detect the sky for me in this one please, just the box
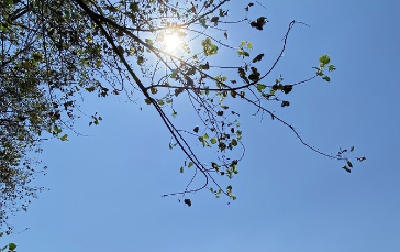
[2,0,400,251]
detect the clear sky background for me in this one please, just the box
[2,0,400,251]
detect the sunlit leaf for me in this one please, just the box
[319,55,331,65]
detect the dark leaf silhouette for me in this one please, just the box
[251,17,268,30]
[184,198,192,207]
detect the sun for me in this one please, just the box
[163,32,181,53]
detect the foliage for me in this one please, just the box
[0,242,17,252]
[0,0,365,230]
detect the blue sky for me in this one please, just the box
[2,0,400,251]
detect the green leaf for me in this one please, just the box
[203,133,209,139]
[211,162,220,172]
[180,166,184,173]
[157,99,165,106]
[145,39,154,46]
[137,56,144,65]
[53,125,62,134]
[322,76,331,82]
[231,139,237,146]
[32,52,43,62]
[188,162,193,168]
[201,37,219,56]
[9,243,16,251]
[130,2,138,12]
[60,134,68,141]
[319,55,331,65]
[210,138,217,144]
[256,84,267,92]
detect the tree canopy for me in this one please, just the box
[0,0,365,232]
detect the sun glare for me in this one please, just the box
[163,33,181,53]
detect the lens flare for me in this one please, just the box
[163,33,181,52]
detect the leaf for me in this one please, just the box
[201,37,219,56]
[319,55,331,65]
[184,198,191,207]
[248,67,260,82]
[193,126,199,133]
[357,157,367,162]
[200,62,210,69]
[60,134,68,141]
[175,87,184,97]
[9,243,16,251]
[351,146,355,152]
[231,139,237,146]
[282,85,293,94]
[211,162,220,172]
[256,84,267,92]
[188,162,193,168]
[157,99,165,106]
[322,76,331,82]
[251,17,268,31]
[203,133,209,139]
[219,142,226,151]
[210,17,219,23]
[210,138,217,144]
[252,53,265,63]
[347,161,353,168]
[281,101,290,107]
[180,166,184,173]
[342,165,351,173]
[137,56,144,65]
[248,2,254,7]
[186,67,196,76]
[32,52,43,62]
[130,2,138,12]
